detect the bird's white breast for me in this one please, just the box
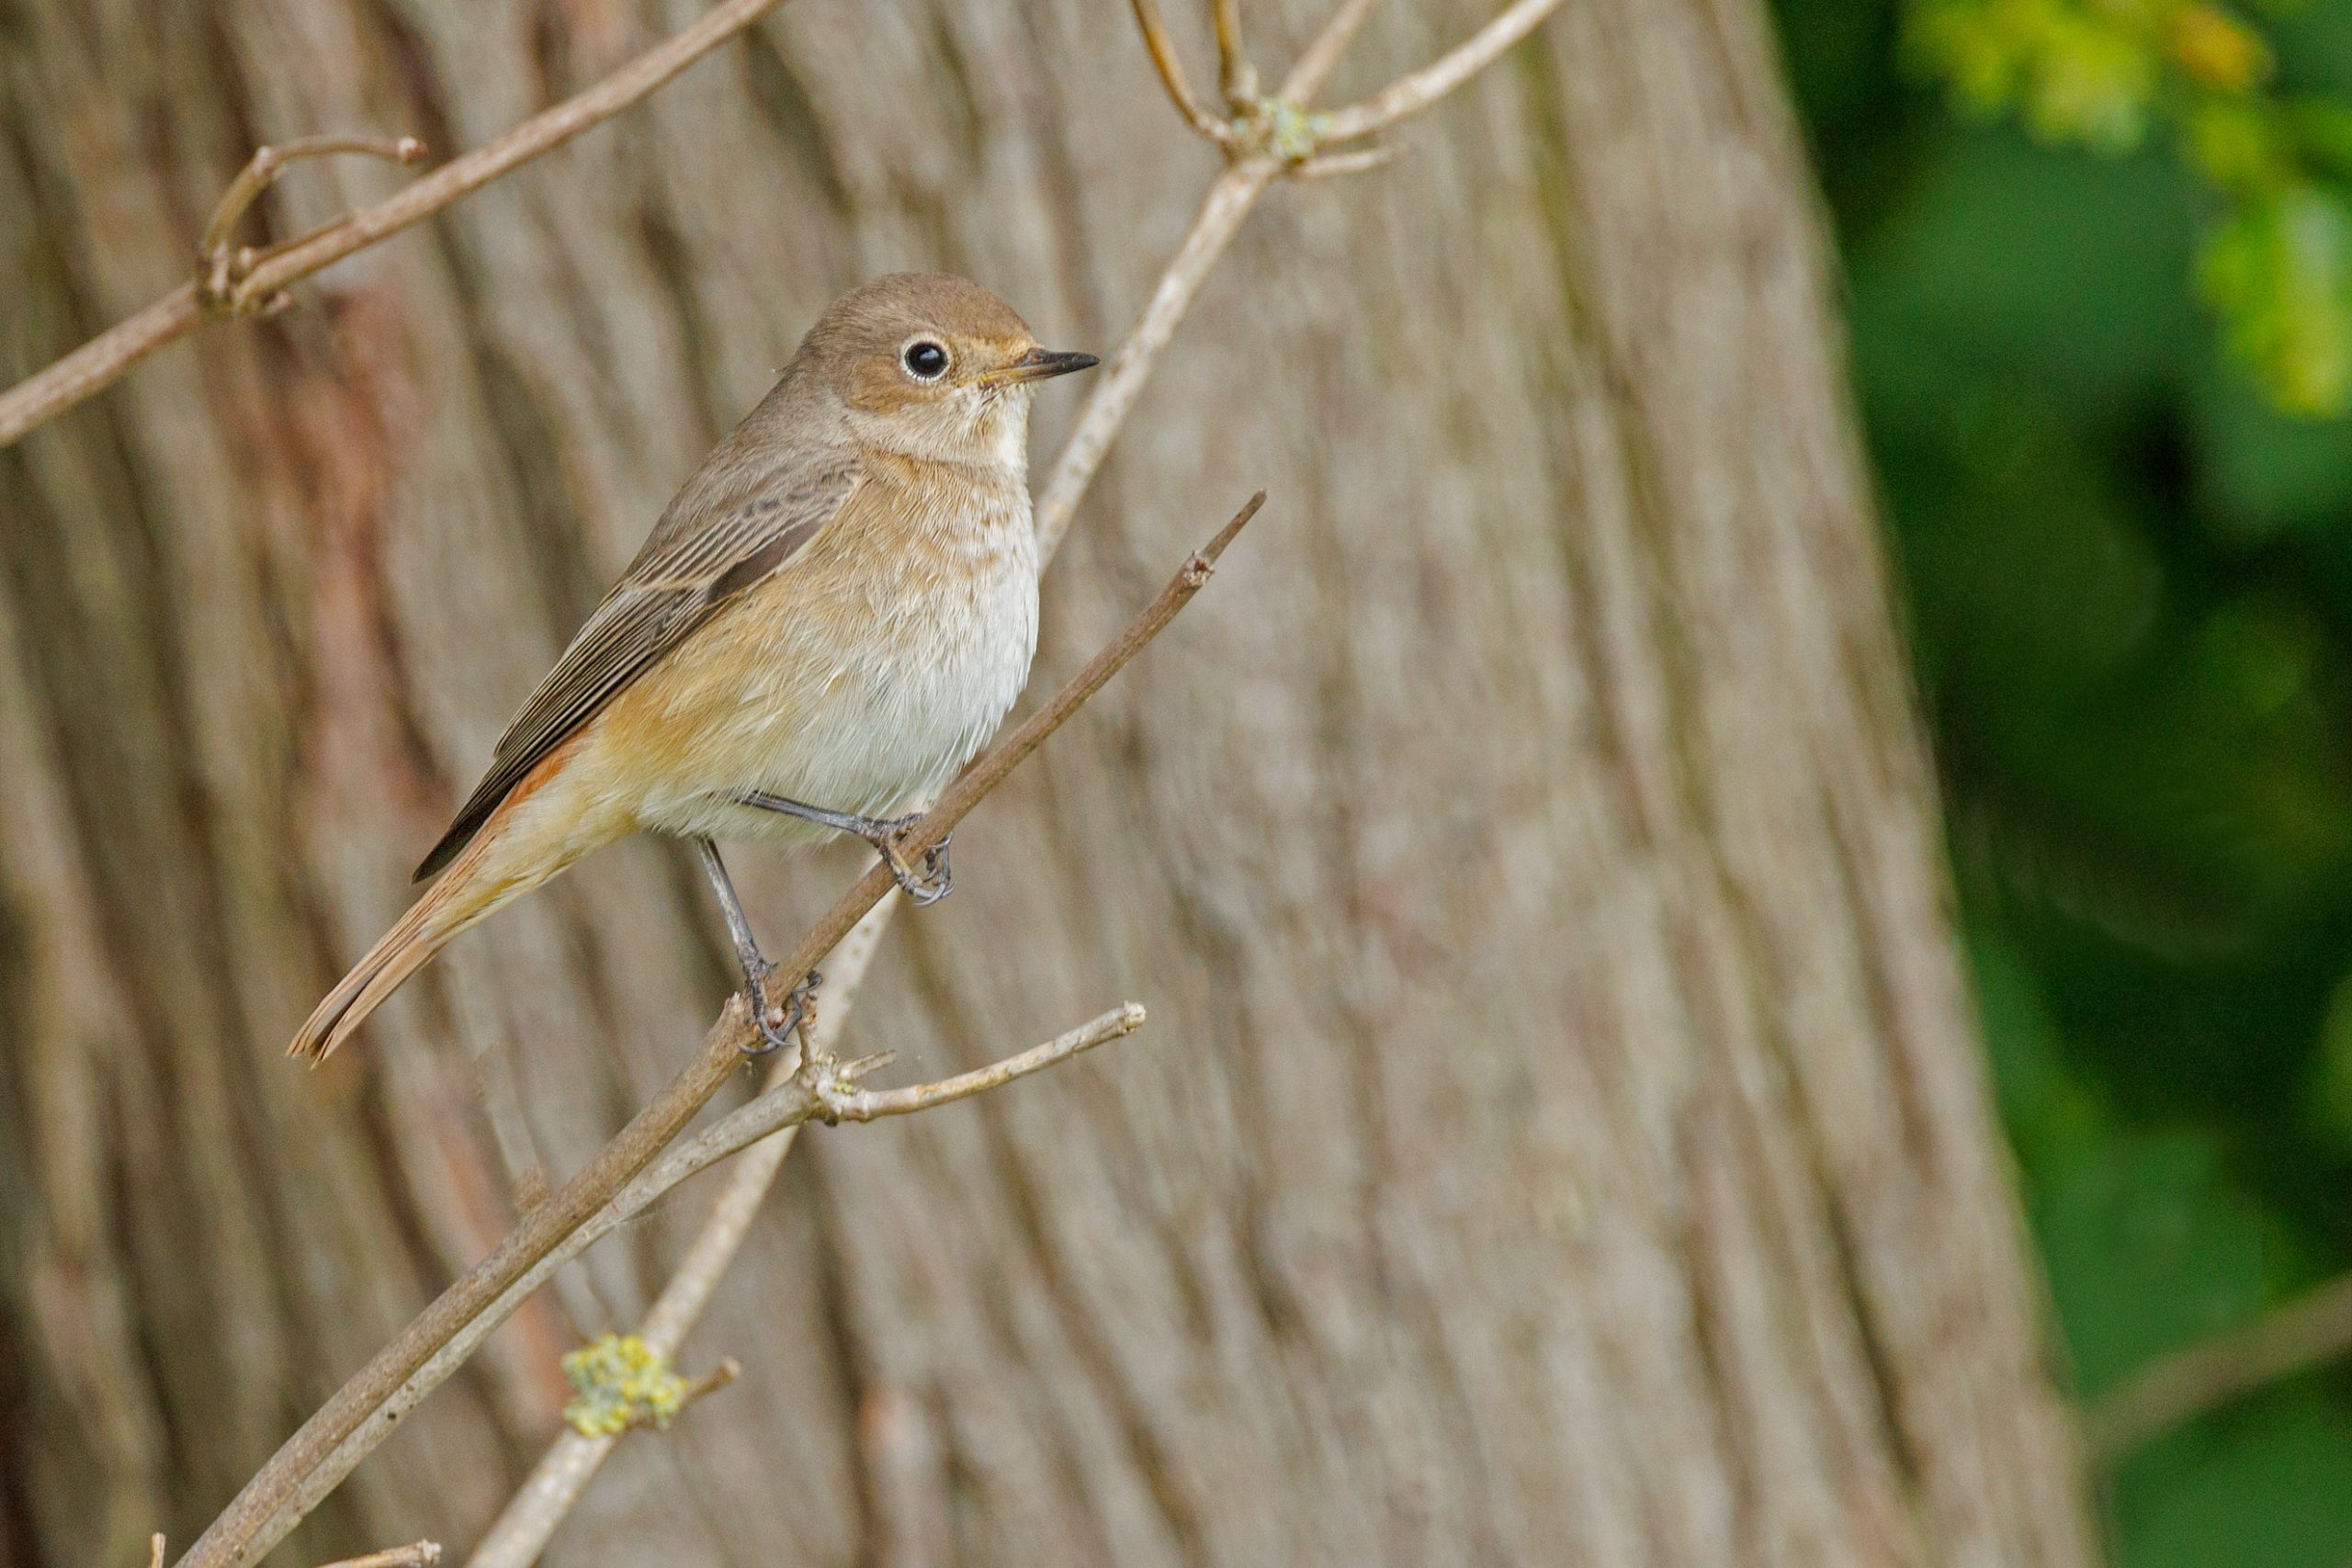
[639,476,1039,846]
[797,499,1038,816]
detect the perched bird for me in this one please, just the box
[290,273,1096,1063]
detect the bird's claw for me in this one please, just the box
[874,821,952,907]
[741,964,822,1057]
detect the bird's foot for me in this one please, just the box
[868,817,952,907]
[741,964,822,1057]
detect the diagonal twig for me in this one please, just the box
[1313,0,1566,144]
[461,998,1146,1561]
[1129,0,1237,144]
[2084,1269,2352,1463]
[0,0,797,449]
[312,1544,443,1568]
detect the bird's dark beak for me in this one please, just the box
[989,347,1099,384]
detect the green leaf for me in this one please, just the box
[2200,184,2352,416]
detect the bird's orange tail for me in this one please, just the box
[289,830,514,1064]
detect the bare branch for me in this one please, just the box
[675,1358,741,1410]
[818,1002,1148,1121]
[1128,0,1236,144]
[177,1017,752,1568]
[2085,1270,2352,1463]
[662,1006,1148,1183]
[460,902,895,1568]
[1211,0,1260,109]
[1035,163,1281,558]
[0,0,795,449]
[1277,0,1381,103]
[198,136,428,269]
[1047,0,1562,558]
[312,1545,443,1568]
[1288,142,1406,180]
[1315,0,1565,144]
[175,497,1261,1568]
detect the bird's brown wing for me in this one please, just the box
[413,458,861,881]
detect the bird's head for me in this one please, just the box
[799,273,1096,469]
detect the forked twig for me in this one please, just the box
[460,900,885,1568]
[1126,0,1563,178]
[0,0,797,448]
[1130,0,1236,143]
[197,135,429,312]
[1041,0,1563,558]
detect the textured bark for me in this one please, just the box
[0,1,2097,1564]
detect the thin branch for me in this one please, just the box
[177,1016,752,1568]
[1290,143,1405,180]
[1035,162,1279,558]
[175,497,1261,1568]
[660,1005,1148,1180]
[1278,0,1381,102]
[1046,0,1560,555]
[2085,1270,2352,1463]
[453,1000,1145,1568]
[198,136,428,268]
[1128,0,1235,144]
[816,1003,1148,1121]
[1313,0,1565,144]
[312,1545,443,1568]
[673,1358,741,1410]
[461,901,895,1568]
[1211,0,1260,110]
[0,0,795,449]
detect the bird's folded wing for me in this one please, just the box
[413,459,861,881]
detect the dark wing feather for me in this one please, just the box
[413,459,859,881]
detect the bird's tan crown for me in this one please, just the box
[799,273,1037,410]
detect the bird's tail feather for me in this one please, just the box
[289,829,514,1064]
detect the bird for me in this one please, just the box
[289,273,1097,1063]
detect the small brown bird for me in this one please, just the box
[290,274,1096,1062]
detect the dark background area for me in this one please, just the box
[1779,2,2352,1561]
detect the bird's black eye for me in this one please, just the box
[902,340,950,380]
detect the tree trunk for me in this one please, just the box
[0,0,2098,1563]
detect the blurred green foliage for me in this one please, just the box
[1908,0,2352,414]
[1777,0,2352,1559]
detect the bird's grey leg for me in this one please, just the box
[693,837,820,1055]
[727,791,952,906]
